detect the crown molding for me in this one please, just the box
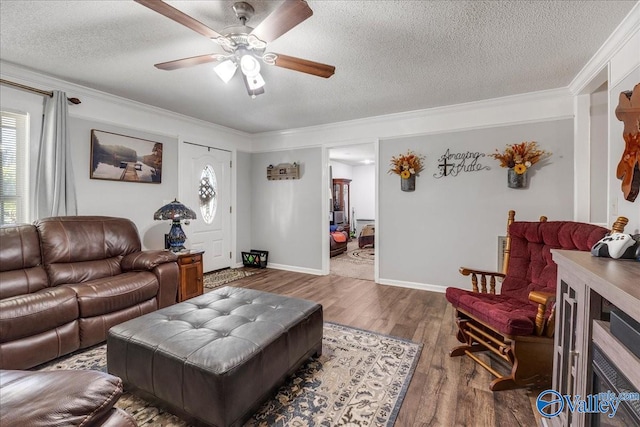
[569,2,640,95]
[0,61,251,139]
[252,87,572,141]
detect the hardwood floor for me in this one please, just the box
[230,269,541,427]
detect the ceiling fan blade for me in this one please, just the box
[135,0,223,39]
[270,53,335,78]
[155,54,225,71]
[251,0,313,43]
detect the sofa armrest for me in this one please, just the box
[121,250,177,271]
[459,267,506,294]
[153,262,179,308]
[529,291,556,336]
[0,369,129,427]
[122,251,179,308]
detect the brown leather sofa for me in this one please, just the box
[0,216,179,369]
[0,369,137,426]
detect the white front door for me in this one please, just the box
[180,142,231,272]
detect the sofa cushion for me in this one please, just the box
[0,369,126,427]
[445,287,537,336]
[64,271,159,318]
[502,221,608,302]
[0,286,79,342]
[36,216,142,286]
[0,224,49,299]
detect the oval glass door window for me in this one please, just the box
[199,165,217,224]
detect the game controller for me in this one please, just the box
[591,233,637,259]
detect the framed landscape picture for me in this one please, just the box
[90,129,162,183]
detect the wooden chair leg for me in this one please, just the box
[450,317,487,357]
[490,377,519,391]
[490,338,554,390]
[450,343,486,357]
[451,316,554,391]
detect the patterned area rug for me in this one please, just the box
[37,322,421,427]
[331,241,374,281]
[203,267,262,290]
[347,246,375,262]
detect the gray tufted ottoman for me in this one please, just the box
[107,286,323,427]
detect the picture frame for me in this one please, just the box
[90,129,163,183]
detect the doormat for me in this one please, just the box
[37,322,422,427]
[203,267,263,290]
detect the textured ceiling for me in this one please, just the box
[0,1,636,134]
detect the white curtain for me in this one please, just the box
[33,90,77,218]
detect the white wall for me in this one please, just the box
[250,148,323,273]
[0,62,252,252]
[329,161,352,180]
[571,7,640,232]
[351,164,375,228]
[379,119,574,291]
[589,84,609,224]
[70,118,178,250]
[607,26,640,233]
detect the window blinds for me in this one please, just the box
[1,111,29,225]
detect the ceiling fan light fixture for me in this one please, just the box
[247,34,266,50]
[214,59,238,83]
[246,72,265,90]
[240,54,261,77]
[262,53,278,65]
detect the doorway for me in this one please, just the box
[327,143,376,281]
[179,142,231,273]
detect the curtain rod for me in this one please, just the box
[0,78,81,104]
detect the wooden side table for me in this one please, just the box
[176,250,204,302]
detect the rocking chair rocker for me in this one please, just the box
[445,210,627,391]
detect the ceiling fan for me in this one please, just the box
[135,0,335,98]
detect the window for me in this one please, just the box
[1,111,29,225]
[198,164,217,224]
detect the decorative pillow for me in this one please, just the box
[331,232,347,243]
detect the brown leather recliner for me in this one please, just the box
[0,216,179,370]
[0,369,137,426]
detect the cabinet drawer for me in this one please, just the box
[179,254,202,265]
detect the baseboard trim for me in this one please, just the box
[266,263,324,276]
[377,278,446,294]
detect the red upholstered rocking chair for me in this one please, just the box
[445,211,628,391]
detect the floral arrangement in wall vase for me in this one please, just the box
[389,150,425,192]
[490,141,551,188]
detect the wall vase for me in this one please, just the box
[507,168,527,188]
[401,175,416,192]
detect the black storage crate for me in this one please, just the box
[242,249,269,268]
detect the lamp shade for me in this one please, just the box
[154,199,196,252]
[154,199,197,221]
[214,59,238,84]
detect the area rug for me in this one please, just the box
[203,267,262,290]
[348,246,375,262]
[37,322,422,427]
[331,241,374,281]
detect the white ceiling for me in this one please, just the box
[0,1,636,134]
[329,144,375,166]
